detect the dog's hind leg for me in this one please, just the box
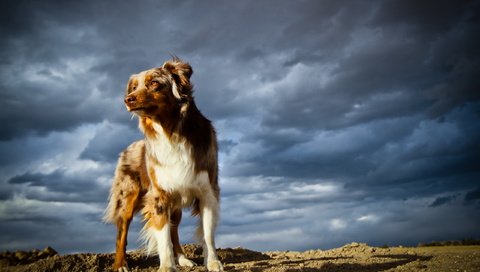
[113,190,139,272]
[105,141,148,271]
[170,209,196,267]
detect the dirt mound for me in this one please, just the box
[0,247,57,266]
[1,243,479,272]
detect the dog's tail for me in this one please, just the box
[103,180,119,224]
[102,156,128,224]
[139,221,158,256]
[103,168,142,224]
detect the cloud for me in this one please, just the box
[0,124,96,175]
[429,196,456,208]
[357,214,380,223]
[217,175,480,251]
[219,228,307,250]
[329,219,347,231]
[7,168,110,203]
[0,0,479,253]
[0,196,111,253]
[220,101,480,192]
[464,187,480,204]
[0,54,122,140]
[80,121,141,162]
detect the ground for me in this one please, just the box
[1,243,479,272]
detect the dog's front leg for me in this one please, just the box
[143,190,177,272]
[154,213,176,272]
[171,209,196,267]
[199,190,223,272]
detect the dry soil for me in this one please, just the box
[1,242,479,272]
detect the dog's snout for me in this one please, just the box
[125,95,136,104]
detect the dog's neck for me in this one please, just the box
[138,100,198,141]
[140,116,178,142]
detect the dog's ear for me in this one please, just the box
[162,58,193,87]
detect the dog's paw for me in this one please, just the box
[206,259,224,272]
[157,266,177,272]
[117,266,129,272]
[178,254,196,267]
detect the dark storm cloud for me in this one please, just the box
[0,196,111,253]
[464,187,480,204]
[80,122,141,162]
[1,0,479,253]
[262,3,480,132]
[0,0,144,140]
[0,25,122,140]
[215,0,480,190]
[429,195,456,208]
[7,168,110,203]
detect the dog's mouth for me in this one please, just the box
[126,105,143,112]
[124,96,157,114]
[126,104,157,113]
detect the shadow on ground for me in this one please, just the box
[233,253,432,272]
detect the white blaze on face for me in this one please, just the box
[136,72,147,89]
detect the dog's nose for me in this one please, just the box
[125,95,136,104]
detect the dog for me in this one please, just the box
[104,58,223,272]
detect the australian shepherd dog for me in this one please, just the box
[104,58,223,272]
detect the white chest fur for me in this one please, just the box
[145,122,209,206]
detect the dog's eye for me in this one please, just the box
[150,80,163,90]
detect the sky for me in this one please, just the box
[1,0,479,254]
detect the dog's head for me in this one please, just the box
[124,58,193,118]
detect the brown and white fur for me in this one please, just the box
[104,58,223,272]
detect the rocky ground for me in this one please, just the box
[1,242,479,272]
